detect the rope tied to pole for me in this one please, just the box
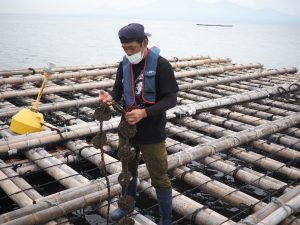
[271,197,298,213]
[277,83,300,100]
[232,165,244,179]
[45,200,59,207]
[28,68,36,74]
[239,218,257,225]
[191,206,207,225]
[179,168,197,182]
[77,145,93,157]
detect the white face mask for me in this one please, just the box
[126,48,144,64]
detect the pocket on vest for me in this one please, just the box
[144,72,156,93]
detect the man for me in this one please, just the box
[99,23,178,225]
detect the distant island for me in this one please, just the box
[196,24,233,27]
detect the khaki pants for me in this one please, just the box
[119,137,171,190]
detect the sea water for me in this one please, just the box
[0,14,300,70]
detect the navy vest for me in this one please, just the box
[122,47,160,110]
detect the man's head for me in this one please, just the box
[118,23,151,61]
[118,23,151,44]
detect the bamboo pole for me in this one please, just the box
[0,58,229,85]
[172,166,266,211]
[200,80,300,112]
[195,112,300,151]
[259,98,300,112]
[0,62,272,117]
[174,63,262,79]
[55,103,160,225]
[0,184,122,225]
[0,116,119,150]
[219,80,300,107]
[105,134,253,224]
[0,119,120,153]
[98,201,157,225]
[0,97,99,118]
[49,109,156,224]
[65,140,169,225]
[172,167,299,225]
[0,136,185,221]
[252,140,300,160]
[64,140,159,225]
[165,132,299,225]
[178,68,297,90]
[204,81,300,110]
[65,140,121,174]
[176,117,300,179]
[1,111,119,223]
[238,185,300,225]
[241,102,294,117]
[170,57,231,68]
[165,124,294,188]
[23,149,83,188]
[0,80,114,100]
[139,179,236,225]
[163,137,286,212]
[62,144,153,224]
[166,114,299,189]
[0,80,259,118]
[201,154,291,190]
[1,59,298,224]
[0,68,117,85]
[228,105,282,121]
[167,113,300,175]
[213,108,300,138]
[2,113,300,223]
[180,89,295,123]
[167,82,300,118]
[256,193,300,225]
[1,132,147,224]
[168,55,210,62]
[0,63,263,100]
[0,170,33,207]
[166,136,292,191]
[0,160,41,200]
[0,119,106,146]
[2,136,152,224]
[0,63,118,76]
[178,86,296,120]
[3,101,88,185]
[16,153,79,175]
[258,74,299,84]
[0,160,69,225]
[0,55,210,76]
[35,148,90,184]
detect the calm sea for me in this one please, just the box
[0,14,300,70]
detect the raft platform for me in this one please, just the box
[0,55,299,225]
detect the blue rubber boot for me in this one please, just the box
[156,188,172,225]
[111,176,137,221]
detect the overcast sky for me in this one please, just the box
[0,0,299,16]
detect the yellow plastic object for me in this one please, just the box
[9,62,55,134]
[10,108,45,134]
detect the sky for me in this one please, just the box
[0,0,299,16]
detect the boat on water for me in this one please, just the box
[196,23,233,27]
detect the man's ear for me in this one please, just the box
[143,38,149,46]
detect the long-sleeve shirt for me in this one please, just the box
[110,55,179,144]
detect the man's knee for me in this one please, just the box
[140,141,171,189]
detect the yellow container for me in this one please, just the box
[10,108,45,134]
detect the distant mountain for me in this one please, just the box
[92,0,300,25]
